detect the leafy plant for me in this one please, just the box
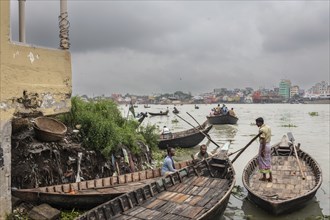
[172,118,179,123]
[60,209,82,220]
[281,124,297,127]
[309,112,319,116]
[58,97,158,158]
[137,124,159,151]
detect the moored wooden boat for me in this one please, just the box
[148,110,169,116]
[75,145,235,220]
[206,114,238,125]
[242,133,322,215]
[158,121,213,149]
[11,161,194,210]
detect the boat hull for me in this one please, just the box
[11,161,194,210]
[206,114,238,125]
[246,188,318,215]
[12,190,121,210]
[158,125,212,149]
[148,111,169,116]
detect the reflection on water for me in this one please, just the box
[240,197,323,220]
[212,124,238,140]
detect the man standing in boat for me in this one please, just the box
[256,117,273,182]
[161,126,171,139]
[161,147,177,176]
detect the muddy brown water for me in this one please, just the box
[128,103,329,219]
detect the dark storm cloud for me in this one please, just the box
[258,2,329,53]
[10,1,329,96]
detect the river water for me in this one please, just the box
[123,103,329,219]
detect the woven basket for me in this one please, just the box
[33,117,67,142]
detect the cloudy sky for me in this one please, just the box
[10,1,329,96]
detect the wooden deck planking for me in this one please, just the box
[144,199,167,210]
[135,208,162,219]
[111,174,230,219]
[123,206,146,217]
[176,205,204,218]
[249,155,316,200]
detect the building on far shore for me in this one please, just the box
[279,79,291,100]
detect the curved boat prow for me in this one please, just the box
[221,141,231,151]
[212,141,231,156]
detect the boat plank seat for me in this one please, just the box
[274,135,293,156]
[210,163,226,168]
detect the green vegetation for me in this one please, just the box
[281,124,297,128]
[58,97,159,158]
[137,124,159,152]
[309,112,319,116]
[60,209,83,220]
[6,211,28,220]
[172,118,179,123]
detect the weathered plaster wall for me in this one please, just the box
[1,1,72,217]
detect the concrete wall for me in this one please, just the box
[0,1,72,218]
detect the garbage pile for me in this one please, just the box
[11,117,153,189]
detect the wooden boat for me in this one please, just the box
[206,114,238,125]
[148,110,169,116]
[242,132,322,215]
[172,107,179,114]
[136,112,148,125]
[76,144,235,220]
[158,121,213,149]
[11,161,195,210]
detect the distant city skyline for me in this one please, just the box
[10,1,329,96]
[81,79,329,97]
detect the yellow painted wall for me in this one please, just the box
[1,0,72,120]
[0,1,72,217]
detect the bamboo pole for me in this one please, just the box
[231,132,262,164]
[293,143,306,180]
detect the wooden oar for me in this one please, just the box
[186,112,202,127]
[231,132,262,164]
[228,147,245,157]
[175,114,221,148]
[287,132,306,180]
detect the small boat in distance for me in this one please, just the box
[206,114,238,125]
[195,104,199,109]
[242,132,322,215]
[148,110,169,116]
[144,104,151,108]
[172,107,179,114]
[75,144,235,220]
[158,121,212,149]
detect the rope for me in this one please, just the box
[59,12,70,49]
